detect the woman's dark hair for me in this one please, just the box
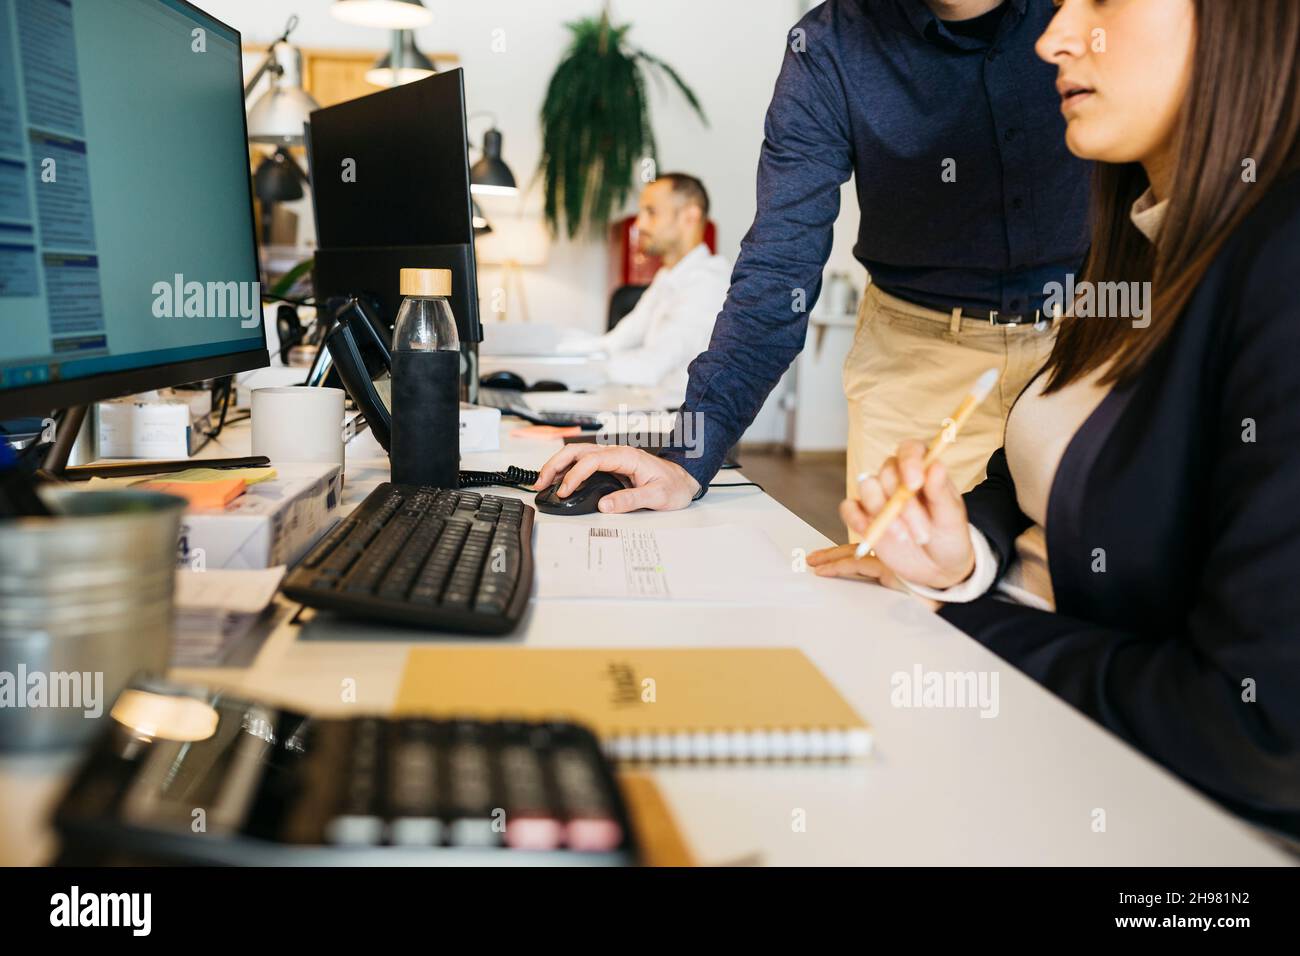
[1042,0,1300,393]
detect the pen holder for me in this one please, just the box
[0,488,186,751]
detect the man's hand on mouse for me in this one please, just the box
[532,445,701,513]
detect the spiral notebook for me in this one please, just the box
[395,647,871,762]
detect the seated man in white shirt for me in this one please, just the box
[583,173,731,405]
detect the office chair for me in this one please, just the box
[607,284,649,331]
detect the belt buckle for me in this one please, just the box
[990,309,1046,329]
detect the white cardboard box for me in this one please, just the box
[459,403,500,453]
[372,385,501,453]
[177,461,343,571]
[97,390,212,459]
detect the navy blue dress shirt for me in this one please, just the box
[665,0,1091,488]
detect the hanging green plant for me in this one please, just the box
[539,8,708,239]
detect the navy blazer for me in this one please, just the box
[941,171,1300,835]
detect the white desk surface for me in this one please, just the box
[0,409,1292,867]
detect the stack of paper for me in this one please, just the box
[172,566,285,665]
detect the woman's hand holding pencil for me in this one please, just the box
[807,368,1000,595]
[807,441,976,590]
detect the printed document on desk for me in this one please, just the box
[535,523,812,604]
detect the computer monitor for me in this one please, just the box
[0,0,267,421]
[307,70,483,348]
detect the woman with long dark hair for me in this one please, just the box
[810,0,1300,834]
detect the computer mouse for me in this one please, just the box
[534,472,630,516]
[527,380,569,392]
[480,370,527,391]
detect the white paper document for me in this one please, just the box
[535,523,812,604]
[174,566,285,614]
[173,566,285,665]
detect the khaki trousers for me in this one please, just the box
[842,283,1058,515]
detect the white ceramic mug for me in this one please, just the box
[251,386,346,466]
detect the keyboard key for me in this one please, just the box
[341,513,421,593]
[376,516,445,600]
[302,517,359,568]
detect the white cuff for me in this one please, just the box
[899,526,999,604]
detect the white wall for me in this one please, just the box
[215,0,861,335]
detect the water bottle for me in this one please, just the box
[390,268,460,488]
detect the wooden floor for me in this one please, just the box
[731,448,848,543]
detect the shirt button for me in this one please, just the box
[1011,197,1024,211]
[1004,128,1018,143]
[986,48,1000,62]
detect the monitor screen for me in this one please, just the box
[0,0,265,418]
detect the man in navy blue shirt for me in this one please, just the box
[534,0,1090,520]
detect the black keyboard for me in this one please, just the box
[477,387,604,430]
[282,483,534,634]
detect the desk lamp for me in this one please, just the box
[245,16,319,245]
[331,0,432,29]
[366,31,437,87]
[332,0,434,90]
[469,113,518,197]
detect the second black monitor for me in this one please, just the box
[307,70,482,344]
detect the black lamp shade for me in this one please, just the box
[470,128,517,195]
[254,147,306,204]
[366,32,436,87]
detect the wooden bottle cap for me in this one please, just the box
[400,268,452,296]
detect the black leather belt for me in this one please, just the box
[961,306,1051,327]
[882,288,1056,327]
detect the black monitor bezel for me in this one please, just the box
[0,0,269,421]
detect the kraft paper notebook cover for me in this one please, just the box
[395,647,871,762]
